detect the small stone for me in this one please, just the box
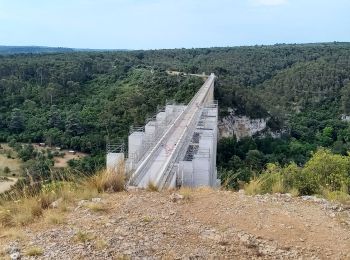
[170,193,184,202]
[78,200,88,206]
[50,198,63,208]
[10,252,21,260]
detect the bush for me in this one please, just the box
[147,182,158,192]
[244,178,263,195]
[86,168,125,193]
[244,149,350,198]
[302,149,350,192]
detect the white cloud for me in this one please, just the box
[252,0,288,6]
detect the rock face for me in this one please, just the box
[219,110,267,140]
[341,114,350,122]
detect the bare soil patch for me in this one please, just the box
[0,143,21,176]
[0,177,18,193]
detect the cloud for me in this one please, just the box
[252,0,288,6]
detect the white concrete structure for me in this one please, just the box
[125,104,186,174]
[106,153,124,172]
[179,103,219,187]
[107,73,219,190]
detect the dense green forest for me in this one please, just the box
[1,42,350,195]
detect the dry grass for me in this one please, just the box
[0,164,126,230]
[142,215,153,223]
[44,210,66,225]
[179,187,193,201]
[244,179,263,195]
[95,239,108,250]
[272,179,285,194]
[147,182,158,192]
[322,189,350,205]
[288,188,299,197]
[74,230,95,243]
[25,246,43,256]
[85,202,109,213]
[0,197,44,227]
[85,168,125,193]
[0,227,25,240]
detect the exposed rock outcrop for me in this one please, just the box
[219,109,268,140]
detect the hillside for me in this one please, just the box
[0,46,129,55]
[1,189,349,259]
[0,46,75,55]
[1,43,350,197]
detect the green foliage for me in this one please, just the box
[302,149,350,192]
[2,43,350,192]
[17,144,36,161]
[244,149,350,197]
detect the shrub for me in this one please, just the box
[86,202,109,213]
[244,178,263,195]
[86,169,125,193]
[4,167,11,174]
[25,247,43,256]
[74,231,94,243]
[244,149,350,199]
[179,187,193,201]
[302,149,350,192]
[147,182,158,192]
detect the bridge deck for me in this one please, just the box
[133,74,215,188]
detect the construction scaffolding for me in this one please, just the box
[125,102,186,175]
[106,73,219,189]
[178,101,219,187]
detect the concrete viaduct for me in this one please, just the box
[107,73,219,190]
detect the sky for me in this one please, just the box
[0,0,349,50]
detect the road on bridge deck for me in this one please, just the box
[136,74,215,187]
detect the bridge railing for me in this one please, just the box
[157,75,215,188]
[128,75,214,185]
[128,74,215,187]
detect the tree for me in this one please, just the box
[341,83,350,114]
[65,112,84,136]
[48,106,64,130]
[44,128,63,147]
[245,150,264,171]
[8,108,25,133]
[18,144,36,162]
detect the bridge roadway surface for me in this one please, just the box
[131,74,215,188]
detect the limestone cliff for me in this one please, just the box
[219,109,268,140]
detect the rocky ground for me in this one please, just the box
[1,188,350,259]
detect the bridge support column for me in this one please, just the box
[106,153,125,172]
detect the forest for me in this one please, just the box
[1,42,350,197]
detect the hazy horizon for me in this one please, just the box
[0,0,349,50]
[2,41,350,52]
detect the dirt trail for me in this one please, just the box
[1,189,350,259]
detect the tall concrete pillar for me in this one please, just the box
[106,153,125,172]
